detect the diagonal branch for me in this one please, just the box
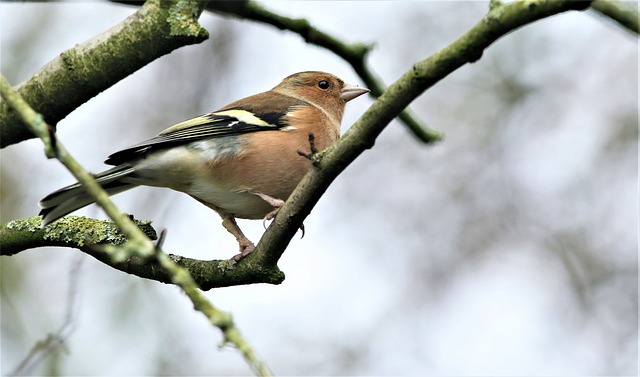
[0,0,209,148]
[251,0,594,265]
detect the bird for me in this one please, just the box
[39,71,369,261]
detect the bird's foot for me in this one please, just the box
[232,240,256,262]
[297,132,320,166]
[253,192,305,237]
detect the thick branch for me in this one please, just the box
[0,216,157,256]
[0,216,285,290]
[0,0,209,148]
[251,0,594,265]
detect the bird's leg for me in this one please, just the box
[219,211,256,261]
[190,195,255,261]
[251,192,305,238]
[252,192,285,226]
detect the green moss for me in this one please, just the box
[5,216,42,233]
[167,1,208,38]
[41,217,120,247]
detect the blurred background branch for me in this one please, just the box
[205,0,442,143]
[9,256,83,376]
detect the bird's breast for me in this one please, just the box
[131,129,336,219]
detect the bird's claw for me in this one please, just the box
[261,209,305,238]
[297,132,319,165]
[232,240,256,262]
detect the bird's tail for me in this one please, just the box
[39,165,138,226]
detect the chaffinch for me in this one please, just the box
[39,71,369,261]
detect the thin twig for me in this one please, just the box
[10,256,84,376]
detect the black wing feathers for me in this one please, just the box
[104,96,306,166]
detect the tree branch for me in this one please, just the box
[591,0,639,34]
[0,216,285,290]
[251,0,594,265]
[0,0,209,148]
[206,0,442,143]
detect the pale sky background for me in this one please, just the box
[1,1,638,376]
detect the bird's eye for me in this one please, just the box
[317,80,330,90]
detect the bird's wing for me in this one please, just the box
[105,93,308,165]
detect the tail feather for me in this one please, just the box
[39,165,138,226]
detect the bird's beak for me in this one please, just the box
[340,84,370,102]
